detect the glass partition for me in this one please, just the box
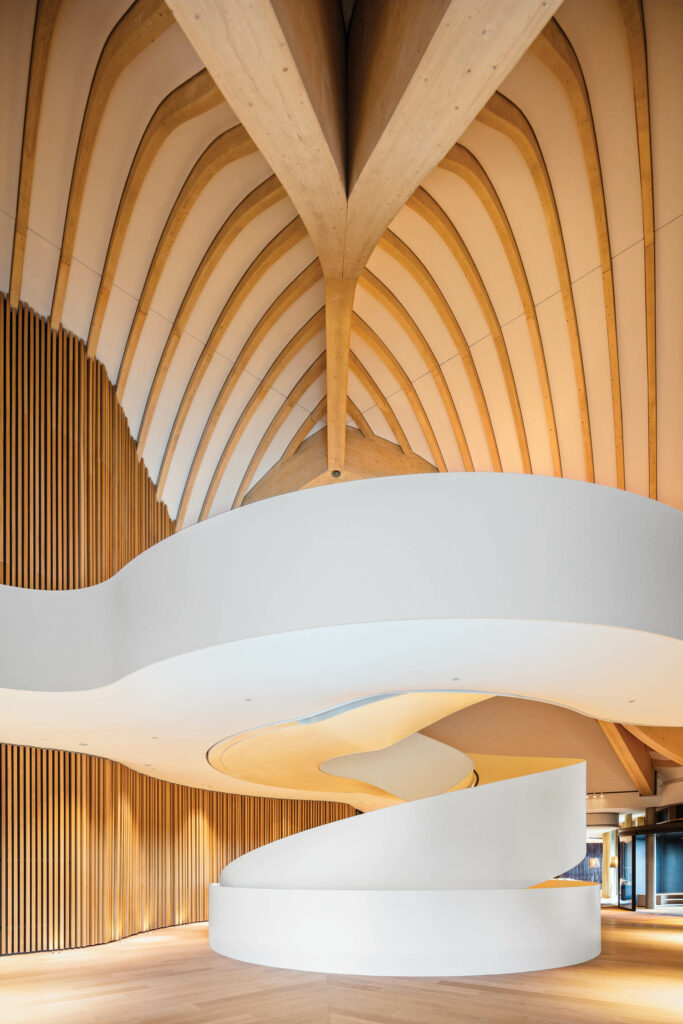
[619,837,633,909]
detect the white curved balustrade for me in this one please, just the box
[210,759,601,976]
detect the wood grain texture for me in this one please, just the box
[157,223,312,509]
[0,294,173,589]
[622,725,683,766]
[0,742,354,956]
[597,721,655,796]
[618,0,656,499]
[475,94,591,479]
[408,185,531,473]
[173,258,322,524]
[343,0,564,276]
[3,910,682,1022]
[242,426,436,507]
[440,144,562,477]
[116,125,257,399]
[325,277,356,472]
[166,0,348,277]
[199,308,325,520]
[9,0,62,308]
[50,0,174,330]
[359,269,472,470]
[136,175,285,457]
[232,352,326,509]
[533,20,624,490]
[380,230,501,471]
[86,70,223,359]
[349,350,411,455]
[352,312,446,470]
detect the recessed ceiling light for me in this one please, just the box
[626,699,637,704]
[451,678,459,682]
[152,735,159,740]
[144,763,152,767]
[78,742,88,747]
[244,698,252,702]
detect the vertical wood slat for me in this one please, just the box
[0,742,356,956]
[0,292,174,588]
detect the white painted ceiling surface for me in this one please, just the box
[1,0,680,523]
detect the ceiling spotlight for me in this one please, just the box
[144,763,152,767]
[331,469,341,478]
[244,698,252,702]
[78,742,88,747]
[626,699,637,703]
[151,736,159,740]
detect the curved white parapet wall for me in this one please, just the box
[1,474,680,699]
[1,474,681,794]
[210,761,600,976]
[209,883,600,977]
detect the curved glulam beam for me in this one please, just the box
[199,307,325,521]
[137,175,285,455]
[380,230,502,472]
[359,270,472,471]
[50,0,175,330]
[9,0,62,308]
[156,218,310,499]
[441,145,562,477]
[618,0,656,499]
[352,313,445,471]
[532,20,624,489]
[233,353,327,510]
[175,260,322,524]
[349,352,411,456]
[281,398,327,463]
[347,399,375,440]
[87,70,223,359]
[408,186,531,474]
[622,726,683,767]
[116,125,256,394]
[597,721,655,796]
[475,95,593,480]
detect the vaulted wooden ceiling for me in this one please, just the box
[1,0,680,529]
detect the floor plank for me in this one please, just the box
[1,910,681,1023]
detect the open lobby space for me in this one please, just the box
[1,0,682,1021]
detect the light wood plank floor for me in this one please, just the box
[1,910,682,1024]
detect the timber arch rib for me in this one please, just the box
[2,0,680,530]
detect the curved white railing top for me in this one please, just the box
[220,760,587,892]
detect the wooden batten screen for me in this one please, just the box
[0,293,174,588]
[0,742,355,955]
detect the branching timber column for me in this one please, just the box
[167,0,563,477]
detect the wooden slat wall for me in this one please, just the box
[0,742,355,955]
[0,293,174,589]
